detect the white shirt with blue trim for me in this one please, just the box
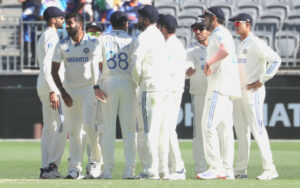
[237,32,281,87]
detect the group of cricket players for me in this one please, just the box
[36,4,281,181]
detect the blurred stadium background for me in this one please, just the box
[0,0,300,139]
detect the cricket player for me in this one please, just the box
[229,13,280,180]
[156,14,186,180]
[196,7,241,180]
[50,11,106,179]
[132,5,170,180]
[36,6,65,178]
[185,20,209,175]
[96,11,137,179]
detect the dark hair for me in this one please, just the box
[161,24,176,34]
[65,12,84,28]
[217,17,224,25]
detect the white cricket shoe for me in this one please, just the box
[196,169,226,180]
[159,172,171,180]
[89,162,101,179]
[225,170,235,180]
[65,170,83,180]
[256,170,279,180]
[169,168,186,180]
[42,164,62,179]
[123,167,137,179]
[138,172,160,180]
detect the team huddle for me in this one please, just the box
[36,5,281,180]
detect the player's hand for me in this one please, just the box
[61,89,73,107]
[204,63,211,76]
[186,67,196,76]
[94,88,108,103]
[49,92,60,110]
[247,80,263,92]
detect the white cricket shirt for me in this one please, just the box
[132,25,169,91]
[186,42,207,96]
[98,30,134,82]
[206,25,241,98]
[165,35,187,92]
[237,32,281,87]
[37,27,60,95]
[52,33,101,88]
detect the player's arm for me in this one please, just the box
[204,43,229,76]
[247,41,281,91]
[131,37,148,84]
[51,62,73,107]
[91,39,107,102]
[185,48,196,77]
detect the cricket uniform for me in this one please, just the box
[132,25,170,177]
[233,33,281,176]
[36,27,65,169]
[160,35,186,175]
[52,33,102,174]
[98,30,137,176]
[201,25,241,176]
[186,42,207,174]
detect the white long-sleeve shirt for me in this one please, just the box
[98,30,134,83]
[165,35,187,92]
[206,25,241,98]
[36,27,60,95]
[186,42,207,96]
[237,32,281,87]
[132,25,169,91]
[52,33,101,88]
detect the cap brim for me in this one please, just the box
[191,23,205,28]
[228,16,238,22]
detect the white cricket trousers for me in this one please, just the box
[201,90,234,173]
[233,86,276,175]
[38,94,65,168]
[63,85,102,173]
[162,91,185,174]
[101,79,137,173]
[137,90,167,176]
[191,94,207,173]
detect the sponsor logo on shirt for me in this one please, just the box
[66,57,89,63]
[238,58,247,64]
[243,49,248,54]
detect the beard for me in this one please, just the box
[137,21,145,31]
[67,25,78,37]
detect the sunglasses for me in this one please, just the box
[233,21,248,27]
[193,27,205,33]
[87,32,101,37]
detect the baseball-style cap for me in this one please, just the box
[43,6,64,21]
[86,22,104,32]
[229,13,253,25]
[157,14,177,31]
[191,20,206,29]
[198,6,225,20]
[138,5,158,23]
[110,11,129,26]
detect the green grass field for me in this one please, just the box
[0,140,300,188]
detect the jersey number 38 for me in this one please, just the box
[106,51,128,70]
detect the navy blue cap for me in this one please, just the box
[43,6,64,21]
[138,5,158,23]
[86,22,104,32]
[199,6,225,20]
[157,14,177,31]
[191,20,206,29]
[229,13,253,25]
[110,11,129,26]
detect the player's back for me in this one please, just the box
[166,35,186,92]
[100,30,134,82]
